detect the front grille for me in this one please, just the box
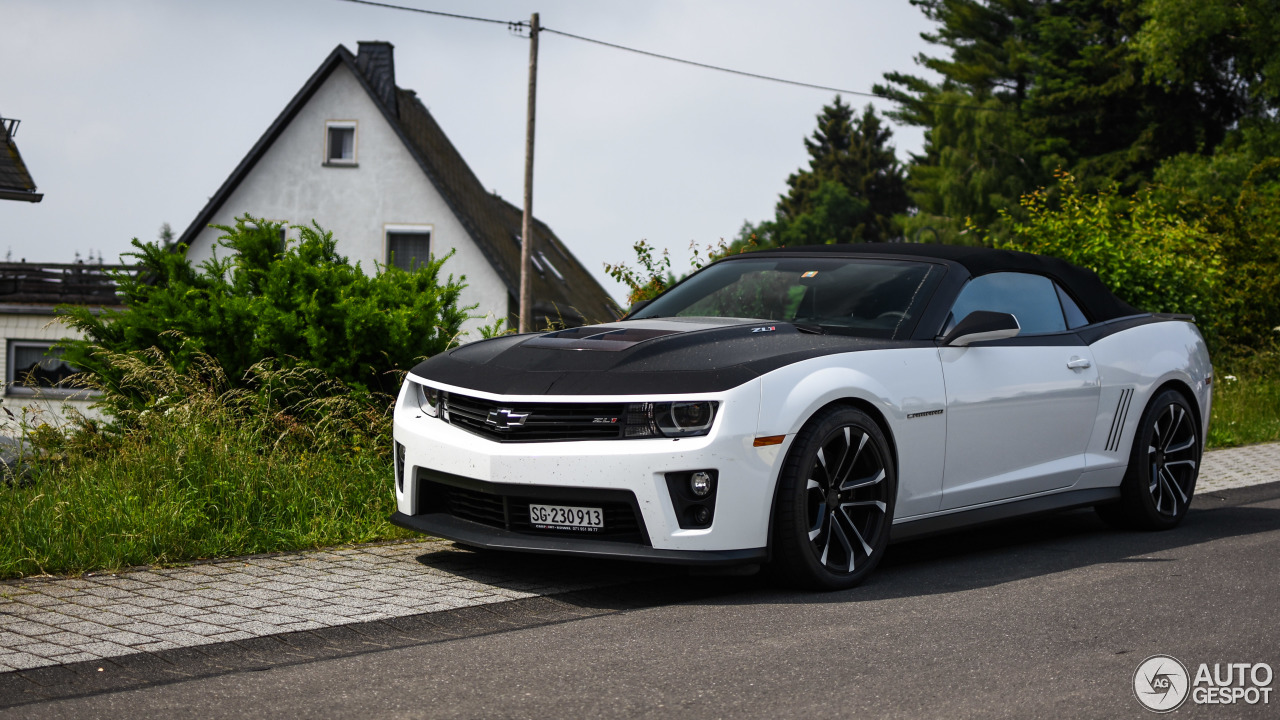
[419,474,648,544]
[442,391,628,443]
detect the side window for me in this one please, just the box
[386,227,432,271]
[243,222,287,253]
[325,120,357,165]
[1055,283,1089,329]
[945,272,1067,335]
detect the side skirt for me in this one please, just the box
[889,487,1121,543]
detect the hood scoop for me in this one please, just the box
[523,326,682,351]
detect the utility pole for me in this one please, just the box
[518,12,540,333]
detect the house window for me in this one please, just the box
[6,341,78,396]
[325,121,357,165]
[244,222,288,252]
[386,227,432,271]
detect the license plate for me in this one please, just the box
[529,504,604,532]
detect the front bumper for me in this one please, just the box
[389,511,767,565]
[392,377,781,560]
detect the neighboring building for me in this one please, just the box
[178,42,617,333]
[0,115,43,203]
[0,262,124,425]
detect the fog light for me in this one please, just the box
[690,471,713,497]
[692,506,712,525]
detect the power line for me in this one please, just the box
[541,26,952,110]
[337,0,511,26]
[337,0,1007,113]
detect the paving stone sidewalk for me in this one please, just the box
[1,442,1277,675]
[1198,441,1280,492]
[0,540,646,675]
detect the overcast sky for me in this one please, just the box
[1,0,938,301]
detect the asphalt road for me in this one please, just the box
[6,482,1279,719]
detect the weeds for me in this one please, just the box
[1208,347,1280,448]
[0,347,409,579]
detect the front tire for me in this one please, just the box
[772,406,896,590]
[1097,389,1201,530]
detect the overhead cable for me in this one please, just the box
[337,0,1007,112]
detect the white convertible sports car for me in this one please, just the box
[391,244,1211,589]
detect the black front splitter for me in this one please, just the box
[390,512,768,567]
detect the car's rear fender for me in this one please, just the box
[1077,321,1212,489]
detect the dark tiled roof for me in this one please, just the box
[177,44,619,327]
[0,124,43,203]
[393,88,618,325]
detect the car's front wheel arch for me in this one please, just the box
[764,396,899,566]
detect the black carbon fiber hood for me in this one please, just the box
[409,318,911,395]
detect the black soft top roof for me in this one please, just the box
[744,243,1141,323]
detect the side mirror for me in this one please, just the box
[624,299,652,318]
[941,311,1021,346]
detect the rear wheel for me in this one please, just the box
[1096,389,1201,530]
[772,406,896,590]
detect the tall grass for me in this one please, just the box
[0,347,410,579]
[1208,348,1280,448]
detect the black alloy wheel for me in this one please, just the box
[1097,389,1201,530]
[773,406,896,590]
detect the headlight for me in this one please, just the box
[623,401,718,438]
[414,382,440,417]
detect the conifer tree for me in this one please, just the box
[775,98,909,243]
[874,0,1241,239]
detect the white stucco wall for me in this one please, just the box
[0,309,100,429]
[185,63,509,338]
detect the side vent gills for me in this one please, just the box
[1106,388,1135,452]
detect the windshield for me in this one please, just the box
[630,256,939,339]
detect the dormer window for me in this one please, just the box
[325,120,357,166]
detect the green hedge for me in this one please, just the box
[58,216,470,399]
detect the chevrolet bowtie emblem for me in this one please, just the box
[486,408,529,430]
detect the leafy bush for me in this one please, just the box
[604,240,679,307]
[994,171,1223,337]
[58,216,470,399]
[605,238,758,308]
[1153,157,1280,354]
[1212,161,1280,352]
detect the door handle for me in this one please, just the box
[1067,357,1092,370]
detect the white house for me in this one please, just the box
[0,262,120,427]
[178,41,617,333]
